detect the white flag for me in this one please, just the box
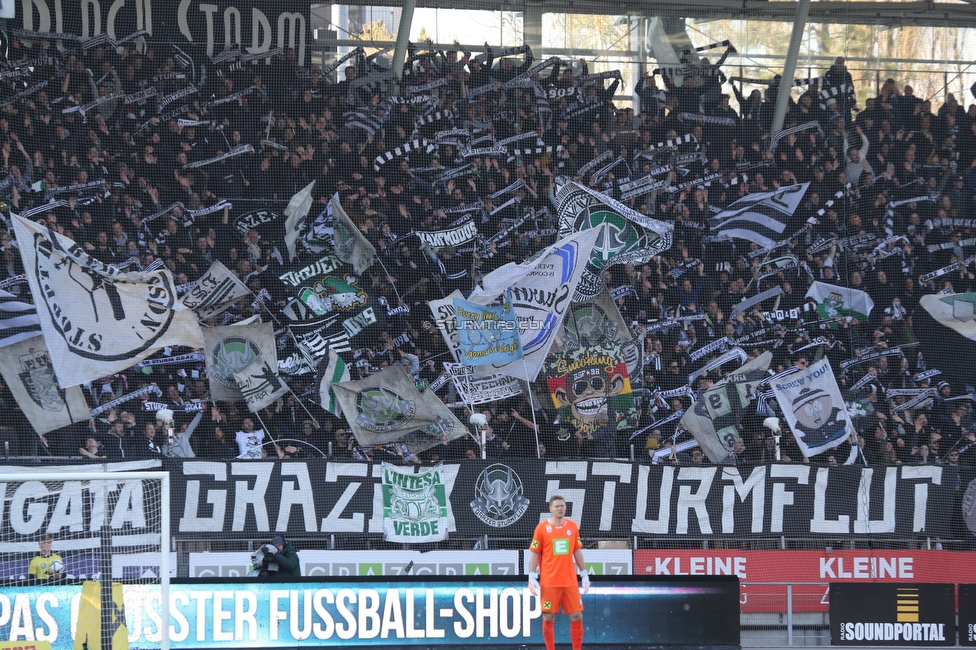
[11,215,204,387]
[202,322,279,402]
[330,197,376,275]
[469,227,602,381]
[770,356,855,458]
[319,351,349,416]
[234,353,290,413]
[0,335,89,434]
[284,180,315,262]
[180,260,252,319]
[332,364,444,448]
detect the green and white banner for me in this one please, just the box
[805,281,874,323]
[382,464,449,542]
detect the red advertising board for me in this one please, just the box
[634,550,976,613]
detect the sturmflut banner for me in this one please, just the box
[162,460,953,539]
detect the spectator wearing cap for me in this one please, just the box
[266,535,301,578]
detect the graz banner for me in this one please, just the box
[165,460,953,540]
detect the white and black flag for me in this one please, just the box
[0,289,42,348]
[0,335,90,435]
[709,183,810,248]
[12,215,205,387]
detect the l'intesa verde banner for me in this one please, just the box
[0,577,739,649]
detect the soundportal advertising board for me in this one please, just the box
[0,576,739,649]
[830,583,955,646]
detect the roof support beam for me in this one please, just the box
[771,0,812,133]
[391,0,416,82]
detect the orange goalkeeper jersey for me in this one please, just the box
[529,518,582,588]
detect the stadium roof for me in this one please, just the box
[335,0,976,28]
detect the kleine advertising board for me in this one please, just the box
[634,549,975,613]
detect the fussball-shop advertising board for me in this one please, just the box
[831,583,955,645]
[0,577,739,649]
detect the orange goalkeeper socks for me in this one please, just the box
[542,619,555,650]
[571,619,584,650]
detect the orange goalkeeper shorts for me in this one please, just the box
[540,584,583,614]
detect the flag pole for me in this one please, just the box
[520,358,542,459]
[254,410,283,457]
[287,384,320,422]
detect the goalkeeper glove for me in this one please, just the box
[528,571,541,594]
[578,568,590,594]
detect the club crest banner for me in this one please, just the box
[553,289,633,353]
[12,215,204,387]
[806,281,875,324]
[277,254,372,320]
[331,364,445,447]
[770,357,855,458]
[0,335,89,435]
[203,323,278,402]
[382,464,449,542]
[551,177,673,301]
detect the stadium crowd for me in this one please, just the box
[0,33,973,481]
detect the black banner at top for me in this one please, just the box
[13,0,310,66]
[165,460,953,540]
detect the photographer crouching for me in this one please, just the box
[249,535,301,579]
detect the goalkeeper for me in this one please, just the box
[260,536,301,578]
[527,495,588,650]
[29,535,64,582]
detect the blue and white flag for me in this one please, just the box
[469,227,602,381]
[453,294,523,367]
